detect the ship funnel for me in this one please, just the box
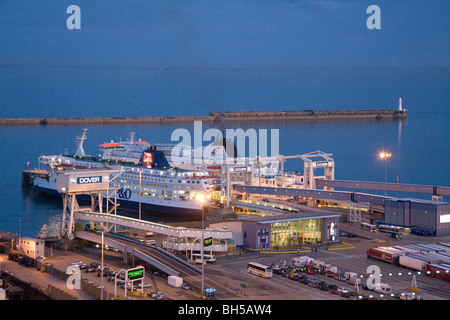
[138,146,171,169]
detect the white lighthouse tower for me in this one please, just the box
[398,97,403,112]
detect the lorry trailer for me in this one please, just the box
[367,247,400,264]
[426,264,450,281]
[399,255,428,271]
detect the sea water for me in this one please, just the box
[0,65,448,236]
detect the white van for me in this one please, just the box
[291,256,313,267]
[374,283,391,294]
[312,260,326,270]
[345,272,358,282]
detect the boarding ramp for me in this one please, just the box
[75,231,202,276]
[76,212,232,240]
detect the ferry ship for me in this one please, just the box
[31,131,221,215]
[97,131,279,178]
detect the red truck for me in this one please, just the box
[367,247,400,265]
[426,264,450,281]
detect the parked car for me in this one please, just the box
[336,287,348,294]
[318,281,328,291]
[349,290,359,297]
[289,272,300,281]
[361,283,374,291]
[181,283,190,290]
[341,291,351,298]
[328,284,338,294]
[137,283,153,289]
[305,268,315,275]
[272,265,282,274]
[308,278,318,288]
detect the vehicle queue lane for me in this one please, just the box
[103,234,240,299]
[223,237,450,300]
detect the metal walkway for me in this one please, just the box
[233,184,392,205]
[232,200,299,214]
[316,179,450,196]
[76,211,232,240]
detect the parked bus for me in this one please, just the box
[361,222,377,232]
[247,262,273,278]
[378,224,404,235]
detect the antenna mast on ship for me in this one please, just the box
[75,128,88,157]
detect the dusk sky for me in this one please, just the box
[0,0,448,68]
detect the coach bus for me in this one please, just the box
[247,262,273,278]
[360,222,377,232]
[378,224,404,235]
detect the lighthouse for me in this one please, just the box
[398,97,403,112]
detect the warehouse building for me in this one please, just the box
[384,198,450,236]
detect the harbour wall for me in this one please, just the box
[0,109,406,126]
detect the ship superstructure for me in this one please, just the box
[32,137,220,215]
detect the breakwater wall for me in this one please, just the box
[0,109,406,126]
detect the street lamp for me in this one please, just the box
[198,194,206,298]
[378,151,392,196]
[101,230,104,300]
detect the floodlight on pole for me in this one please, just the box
[378,151,392,196]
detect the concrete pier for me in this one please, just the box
[0,109,406,126]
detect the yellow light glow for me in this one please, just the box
[379,151,392,159]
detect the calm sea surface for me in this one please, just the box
[0,66,448,236]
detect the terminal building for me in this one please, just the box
[210,211,340,250]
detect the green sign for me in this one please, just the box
[127,267,145,281]
[203,237,213,247]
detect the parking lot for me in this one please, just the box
[205,233,450,300]
[2,223,449,301]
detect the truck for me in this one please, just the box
[334,271,347,282]
[399,255,428,271]
[324,265,338,277]
[168,275,183,287]
[426,264,450,281]
[374,283,391,294]
[345,272,358,284]
[291,256,313,267]
[367,247,400,264]
[400,292,420,300]
[312,260,326,270]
